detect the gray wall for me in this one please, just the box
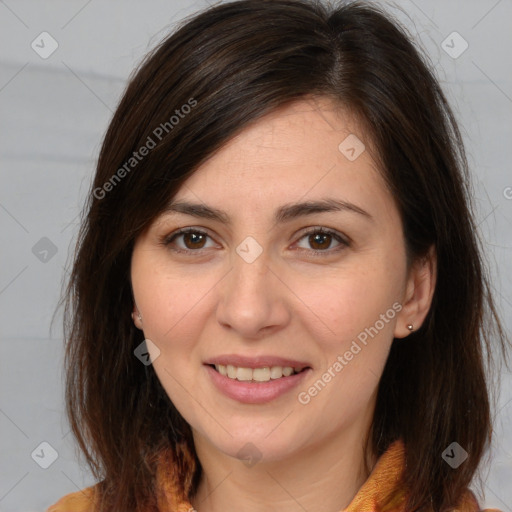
[0,1,511,510]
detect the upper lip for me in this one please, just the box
[205,354,311,370]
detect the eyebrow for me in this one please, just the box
[163,198,373,224]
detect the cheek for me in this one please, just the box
[294,277,400,426]
[143,284,202,342]
[130,254,214,422]
[293,250,405,412]
[292,259,403,355]
[131,249,214,346]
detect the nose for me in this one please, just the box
[215,245,291,340]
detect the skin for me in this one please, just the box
[130,97,436,512]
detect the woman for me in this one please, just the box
[48,0,509,510]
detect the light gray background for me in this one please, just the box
[0,1,511,511]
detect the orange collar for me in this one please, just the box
[154,438,482,512]
[48,439,494,512]
[156,440,406,510]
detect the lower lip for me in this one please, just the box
[205,365,311,404]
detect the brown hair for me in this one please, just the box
[62,0,510,510]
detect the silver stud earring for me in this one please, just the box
[407,324,414,331]
[132,311,142,323]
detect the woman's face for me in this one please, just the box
[131,97,427,464]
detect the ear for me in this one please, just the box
[394,245,437,338]
[132,306,144,330]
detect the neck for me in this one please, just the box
[190,425,376,512]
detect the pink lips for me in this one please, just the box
[203,354,312,404]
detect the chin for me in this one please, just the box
[195,421,308,465]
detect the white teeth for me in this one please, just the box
[282,367,293,377]
[236,367,253,381]
[214,364,301,382]
[253,367,270,382]
[270,366,283,379]
[227,364,236,379]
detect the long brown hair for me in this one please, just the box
[62,0,509,510]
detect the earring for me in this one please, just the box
[407,324,414,331]
[131,311,142,323]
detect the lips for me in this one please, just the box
[203,354,312,403]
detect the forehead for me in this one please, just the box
[166,97,395,225]
[207,97,368,170]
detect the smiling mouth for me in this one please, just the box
[209,364,309,382]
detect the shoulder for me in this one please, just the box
[46,485,97,512]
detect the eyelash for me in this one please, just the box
[161,226,350,257]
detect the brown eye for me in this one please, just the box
[181,231,207,249]
[164,228,214,253]
[308,232,333,250]
[295,228,348,255]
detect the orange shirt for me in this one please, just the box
[47,440,502,512]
